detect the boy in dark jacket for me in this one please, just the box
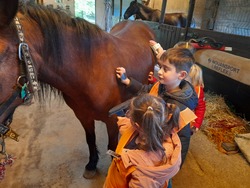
[116,47,198,166]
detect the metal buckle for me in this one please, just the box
[0,124,9,135]
[5,129,19,142]
[18,42,29,61]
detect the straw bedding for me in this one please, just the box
[200,92,250,153]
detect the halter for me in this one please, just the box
[0,17,39,144]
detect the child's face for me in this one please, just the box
[157,59,182,89]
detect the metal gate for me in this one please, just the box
[157,24,186,49]
[143,21,185,50]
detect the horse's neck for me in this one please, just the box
[137,4,159,20]
[142,0,150,6]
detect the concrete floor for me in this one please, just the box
[1,100,249,187]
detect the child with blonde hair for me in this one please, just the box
[185,63,206,132]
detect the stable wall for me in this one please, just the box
[200,0,250,36]
[135,0,206,29]
[145,0,189,13]
[141,0,250,36]
[214,0,250,36]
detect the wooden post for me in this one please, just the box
[104,0,112,32]
[185,0,196,39]
[159,0,167,24]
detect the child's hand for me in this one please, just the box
[116,67,130,85]
[149,40,158,47]
[149,40,165,59]
[149,40,164,54]
[148,71,157,84]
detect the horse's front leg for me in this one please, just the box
[81,118,99,178]
[63,95,99,179]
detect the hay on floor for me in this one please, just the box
[201,92,250,153]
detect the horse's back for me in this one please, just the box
[164,13,195,27]
[110,20,155,40]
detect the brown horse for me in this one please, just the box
[0,0,155,178]
[124,0,196,28]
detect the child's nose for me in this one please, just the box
[158,67,163,74]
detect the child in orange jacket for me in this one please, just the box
[104,94,181,188]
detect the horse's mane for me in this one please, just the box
[18,2,103,66]
[17,2,105,102]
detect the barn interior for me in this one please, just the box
[1,0,249,187]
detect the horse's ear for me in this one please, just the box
[0,0,19,28]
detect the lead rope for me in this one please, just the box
[0,134,16,180]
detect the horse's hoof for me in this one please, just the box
[83,169,96,179]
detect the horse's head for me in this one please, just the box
[0,0,32,132]
[142,0,150,6]
[124,0,140,19]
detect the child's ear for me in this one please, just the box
[178,71,188,80]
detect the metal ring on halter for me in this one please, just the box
[18,42,29,61]
[17,75,28,88]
